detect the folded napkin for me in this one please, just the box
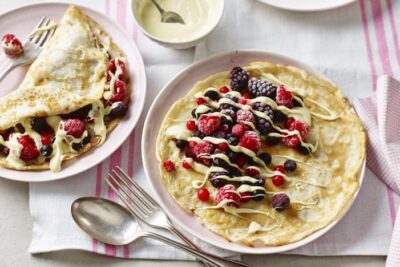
[353,76,400,267]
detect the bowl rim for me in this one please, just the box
[129,0,225,45]
[141,49,366,254]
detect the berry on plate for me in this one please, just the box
[106,58,126,82]
[197,114,220,136]
[110,80,126,103]
[186,120,196,131]
[248,78,277,99]
[231,124,245,137]
[230,67,249,91]
[18,135,39,161]
[272,175,285,186]
[216,184,240,208]
[282,120,309,148]
[276,85,293,108]
[236,109,255,126]
[238,131,261,152]
[2,34,23,58]
[197,188,210,202]
[61,119,85,138]
[272,193,290,211]
[163,160,175,172]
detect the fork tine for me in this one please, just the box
[107,173,151,217]
[29,16,47,41]
[37,20,54,47]
[111,169,154,212]
[112,170,153,213]
[31,18,50,45]
[115,166,158,207]
[105,176,147,219]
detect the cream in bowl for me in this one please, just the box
[132,0,224,49]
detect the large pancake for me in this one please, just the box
[156,61,366,246]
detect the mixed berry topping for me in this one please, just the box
[61,118,85,138]
[18,135,40,161]
[2,34,23,58]
[164,66,320,212]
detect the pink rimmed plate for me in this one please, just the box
[0,2,146,182]
[142,50,366,254]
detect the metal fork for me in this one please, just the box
[105,166,248,267]
[0,16,56,82]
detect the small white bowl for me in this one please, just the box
[130,0,224,49]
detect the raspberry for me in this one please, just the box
[197,188,210,202]
[272,175,285,186]
[196,98,206,105]
[240,192,252,203]
[193,141,214,157]
[285,117,296,129]
[248,78,277,99]
[217,142,229,151]
[197,115,220,136]
[238,131,261,152]
[18,135,39,161]
[231,124,245,137]
[282,120,309,148]
[163,160,175,172]
[40,133,52,145]
[219,86,229,93]
[2,34,23,58]
[236,110,255,126]
[186,120,196,131]
[61,119,85,138]
[216,184,240,208]
[272,193,290,211]
[276,85,293,108]
[110,80,126,103]
[230,67,249,91]
[106,58,126,82]
[182,160,191,169]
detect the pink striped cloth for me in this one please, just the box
[354,76,400,267]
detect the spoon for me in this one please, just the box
[151,0,185,24]
[71,197,250,267]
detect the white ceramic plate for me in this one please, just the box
[142,50,366,254]
[0,2,146,182]
[258,0,356,12]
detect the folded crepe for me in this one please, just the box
[0,6,131,172]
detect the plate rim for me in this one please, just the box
[0,1,147,182]
[257,0,357,12]
[141,49,366,254]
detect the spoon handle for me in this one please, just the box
[142,231,250,267]
[151,0,164,15]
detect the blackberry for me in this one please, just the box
[204,90,219,101]
[194,130,205,139]
[258,152,272,165]
[31,117,48,132]
[256,117,272,134]
[284,159,297,172]
[273,110,287,122]
[241,175,265,187]
[267,135,280,146]
[109,102,128,118]
[175,139,187,150]
[226,150,237,161]
[226,133,239,145]
[213,131,226,139]
[297,145,311,155]
[230,67,249,91]
[209,172,228,188]
[72,143,83,151]
[224,93,239,103]
[191,108,197,118]
[253,102,274,118]
[229,167,242,177]
[248,78,277,99]
[212,157,229,168]
[252,189,266,201]
[221,108,236,121]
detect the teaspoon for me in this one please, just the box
[151,0,185,24]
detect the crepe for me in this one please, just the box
[0,6,130,172]
[156,61,366,246]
